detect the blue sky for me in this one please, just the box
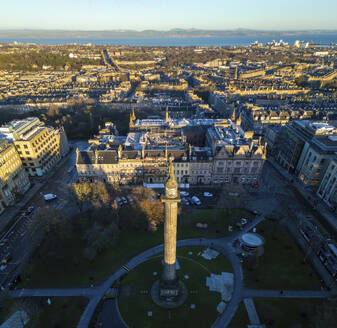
[0,0,336,30]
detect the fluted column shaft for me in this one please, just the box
[162,200,178,282]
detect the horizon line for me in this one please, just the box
[0,28,337,32]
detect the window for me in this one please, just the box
[24,145,28,149]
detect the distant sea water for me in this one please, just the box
[0,34,337,46]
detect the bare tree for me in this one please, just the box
[130,187,164,231]
[68,182,92,212]
[91,182,111,208]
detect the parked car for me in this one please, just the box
[1,253,12,264]
[127,195,134,204]
[203,192,213,197]
[181,197,190,206]
[180,191,189,197]
[191,196,201,206]
[121,197,128,205]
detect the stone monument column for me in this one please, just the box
[161,160,180,286]
[151,160,187,307]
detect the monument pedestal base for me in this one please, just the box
[151,280,187,309]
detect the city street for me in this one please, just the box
[0,140,88,288]
[26,140,88,213]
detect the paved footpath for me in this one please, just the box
[243,298,261,325]
[7,215,336,328]
[243,288,334,299]
[10,287,97,298]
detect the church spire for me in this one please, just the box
[231,106,236,122]
[165,107,171,124]
[129,114,134,128]
[131,108,136,121]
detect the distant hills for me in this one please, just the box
[0,29,336,39]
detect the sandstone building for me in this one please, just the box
[0,140,30,214]
[0,117,69,176]
[76,113,266,186]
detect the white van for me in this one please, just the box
[44,194,57,201]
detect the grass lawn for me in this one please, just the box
[228,301,250,328]
[178,208,254,240]
[254,298,333,328]
[118,249,233,328]
[19,208,249,288]
[176,247,233,274]
[0,297,87,328]
[27,297,87,328]
[243,220,321,290]
[0,298,15,324]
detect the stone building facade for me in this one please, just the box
[76,116,266,186]
[317,156,337,210]
[0,140,30,214]
[0,117,69,176]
